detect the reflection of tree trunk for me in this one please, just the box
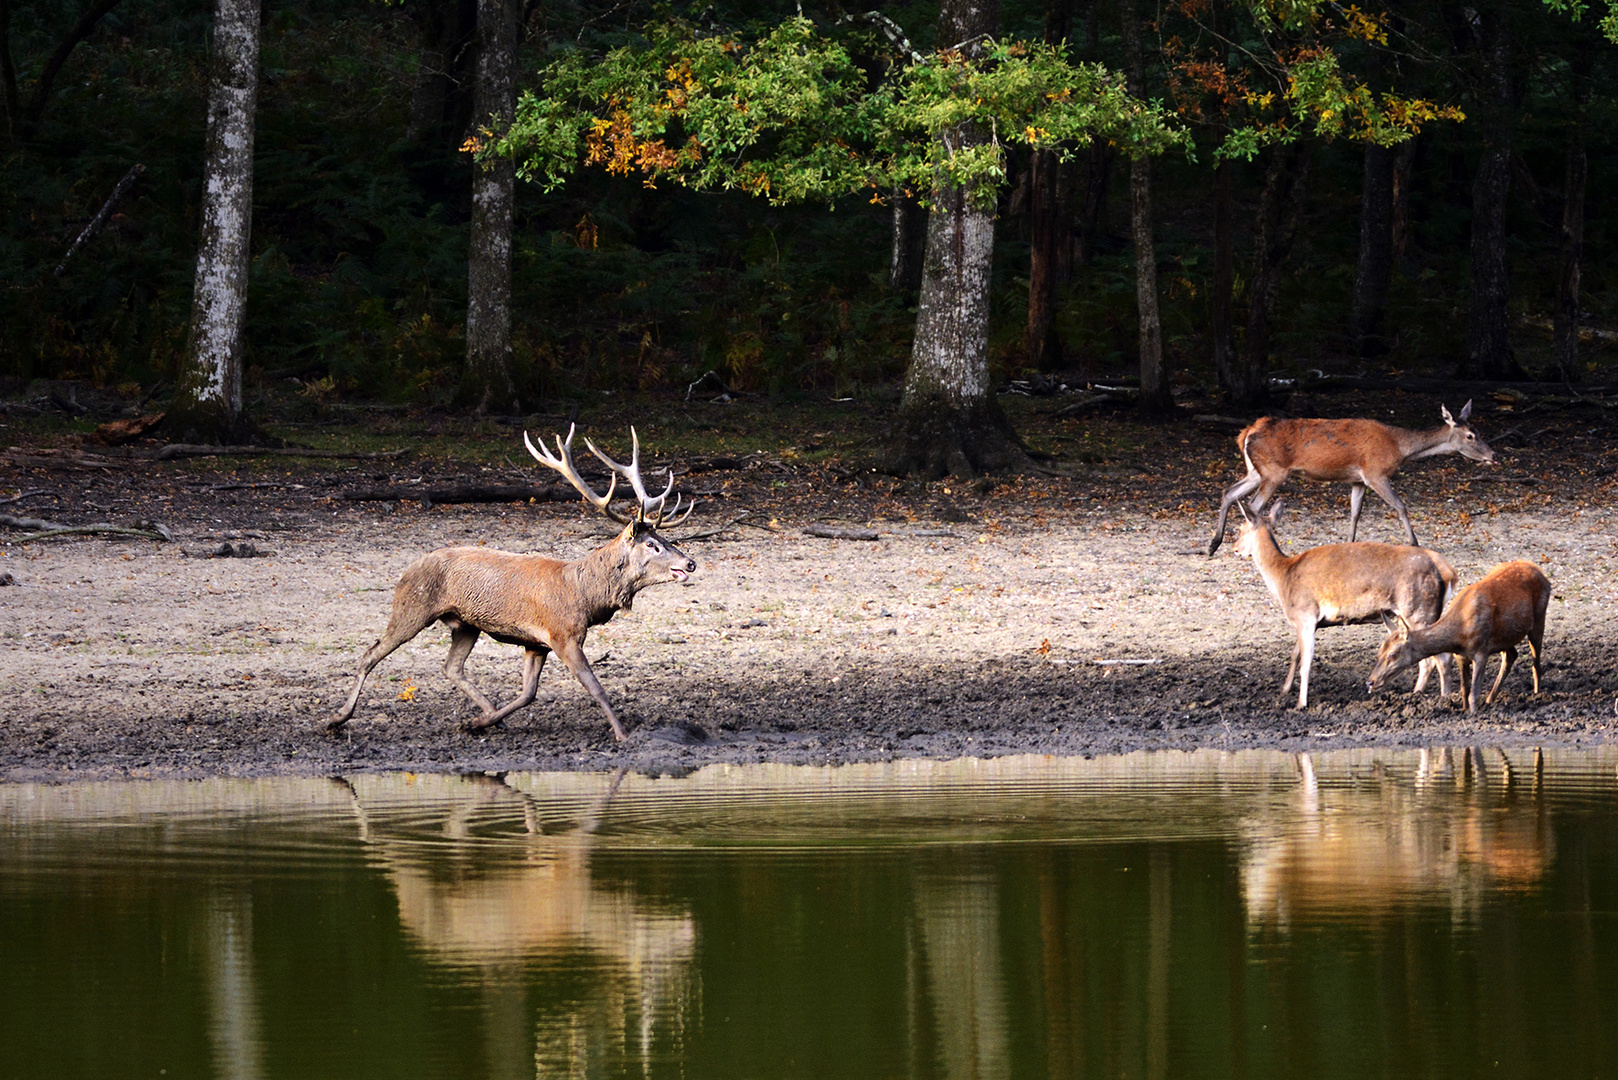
[205,893,265,1080]
[1038,865,1084,1078]
[917,874,1010,1080]
[169,0,261,444]
[1123,0,1169,414]
[1462,8,1524,380]
[1350,143,1395,357]
[1233,141,1310,408]
[1146,849,1171,1080]
[481,971,531,1080]
[879,0,1028,478]
[457,0,521,415]
[1212,160,1236,393]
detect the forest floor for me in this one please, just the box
[3,380,1618,783]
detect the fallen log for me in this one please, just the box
[154,444,408,461]
[340,482,575,505]
[0,512,173,542]
[804,524,880,541]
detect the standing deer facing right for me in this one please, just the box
[1235,501,1456,709]
[324,426,695,740]
[1207,401,1495,556]
[1367,560,1550,714]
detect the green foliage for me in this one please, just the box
[499,16,1190,208]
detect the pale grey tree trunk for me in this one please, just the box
[170,0,259,443]
[457,0,520,414]
[879,0,1027,477]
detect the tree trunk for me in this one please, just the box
[1122,0,1169,414]
[168,0,260,444]
[406,0,478,152]
[1390,136,1416,270]
[1233,141,1310,409]
[0,0,17,141]
[457,0,520,415]
[889,185,925,297]
[1462,8,1524,380]
[1554,53,1592,384]
[1024,0,1072,371]
[1349,143,1395,357]
[1211,159,1236,394]
[878,0,1025,478]
[1076,137,1111,264]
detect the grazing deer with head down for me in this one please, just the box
[323,426,695,740]
[1207,401,1495,556]
[1235,502,1456,709]
[1367,560,1550,714]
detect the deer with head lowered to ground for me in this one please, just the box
[1207,401,1495,556]
[323,426,695,740]
[1234,501,1457,709]
[1367,560,1550,714]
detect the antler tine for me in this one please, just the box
[585,426,677,522]
[524,426,631,524]
[658,492,697,529]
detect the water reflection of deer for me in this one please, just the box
[1241,748,1554,930]
[334,771,697,1079]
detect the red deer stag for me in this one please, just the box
[1207,402,1495,556]
[324,426,695,739]
[1367,560,1550,714]
[1235,502,1456,709]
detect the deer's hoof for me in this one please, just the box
[462,716,501,734]
[318,716,349,735]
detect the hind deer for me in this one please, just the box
[323,426,695,740]
[1235,502,1456,709]
[1207,402,1495,556]
[1367,560,1550,714]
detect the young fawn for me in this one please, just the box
[1208,401,1495,556]
[1367,561,1550,714]
[1234,502,1456,708]
[324,426,695,739]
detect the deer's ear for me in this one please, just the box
[1442,404,1456,427]
[1266,499,1284,525]
[1458,399,1472,422]
[1393,613,1413,638]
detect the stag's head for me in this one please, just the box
[1441,400,1497,465]
[524,426,697,596]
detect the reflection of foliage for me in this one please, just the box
[499,16,1190,209]
[1161,1,1464,160]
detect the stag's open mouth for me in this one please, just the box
[669,567,690,583]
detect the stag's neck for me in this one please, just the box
[1397,422,1460,461]
[572,543,638,623]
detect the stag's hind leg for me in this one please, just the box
[464,647,549,731]
[441,619,500,719]
[1208,470,1264,556]
[1484,646,1519,708]
[324,605,442,731]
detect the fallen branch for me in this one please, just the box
[1092,658,1161,666]
[340,482,574,505]
[155,444,408,462]
[0,489,55,507]
[1,512,173,542]
[804,524,879,541]
[676,513,752,541]
[3,447,118,470]
[55,163,146,278]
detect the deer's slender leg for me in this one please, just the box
[1363,473,1418,545]
[1348,482,1366,541]
[325,609,439,730]
[554,640,627,740]
[1295,623,1317,708]
[1485,646,1518,707]
[1527,627,1545,694]
[466,647,548,731]
[1208,470,1264,556]
[441,620,497,716]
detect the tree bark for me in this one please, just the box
[1122,0,1169,414]
[1024,0,1072,371]
[0,0,17,141]
[1390,136,1416,270]
[18,0,124,135]
[1554,52,1593,384]
[456,0,521,415]
[1349,143,1395,357]
[878,0,1025,478]
[168,0,260,444]
[889,185,925,297]
[1232,141,1310,409]
[1462,6,1524,380]
[1211,159,1236,394]
[406,0,478,152]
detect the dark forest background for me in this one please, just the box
[1,0,1613,413]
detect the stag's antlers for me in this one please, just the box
[525,424,694,527]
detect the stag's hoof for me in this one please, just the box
[318,715,349,735]
[461,716,503,734]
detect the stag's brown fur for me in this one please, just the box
[1367,560,1550,714]
[1208,402,1495,556]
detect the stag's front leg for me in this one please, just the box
[554,640,628,740]
[466,647,548,731]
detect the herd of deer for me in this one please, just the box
[323,401,1551,741]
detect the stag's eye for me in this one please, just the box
[645,539,662,554]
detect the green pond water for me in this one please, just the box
[3,747,1617,1080]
